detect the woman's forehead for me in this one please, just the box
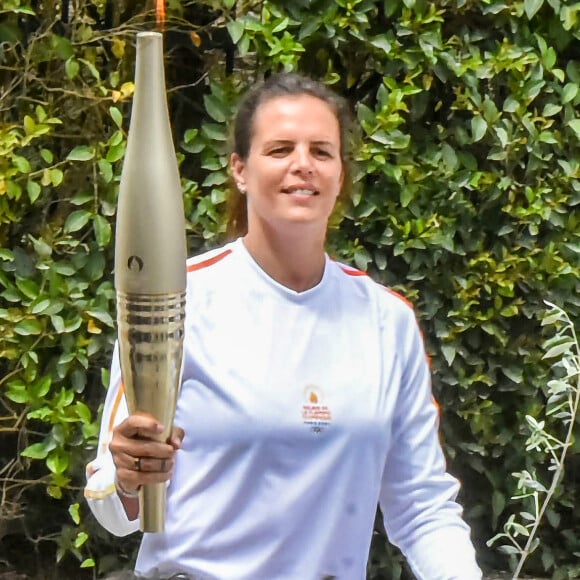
[251,95,340,142]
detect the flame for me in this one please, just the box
[156,0,166,29]
[309,392,319,404]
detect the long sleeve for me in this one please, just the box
[84,343,140,537]
[380,311,482,579]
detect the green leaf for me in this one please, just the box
[13,155,31,173]
[370,35,392,54]
[492,490,505,518]
[471,117,488,142]
[272,17,289,34]
[40,149,53,163]
[524,0,544,19]
[69,503,81,525]
[75,401,92,423]
[238,34,250,57]
[31,298,52,314]
[47,486,62,500]
[201,123,228,141]
[74,531,89,548]
[67,146,95,162]
[65,58,79,79]
[64,210,92,233]
[79,58,100,81]
[109,129,124,147]
[93,215,112,247]
[0,248,14,261]
[80,559,95,569]
[109,106,123,128]
[47,450,69,474]
[50,168,64,186]
[202,171,228,187]
[86,309,114,327]
[14,319,43,336]
[21,439,56,459]
[562,83,578,104]
[12,6,36,15]
[51,315,65,333]
[502,367,523,383]
[441,345,456,366]
[70,191,93,206]
[32,376,51,398]
[542,103,562,116]
[204,94,229,123]
[27,408,52,421]
[227,20,245,44]
[98,159,113,183]
[503,96,519,112]
[27,180,42,203]
[6,383,29,404]
[53,262,76,276]
[567,119,580,138]
[5,180,22,199]
[543,340,574,359]
[106,143,125,162]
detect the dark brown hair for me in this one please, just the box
[225,73,356,239]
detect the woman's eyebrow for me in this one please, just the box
[311,140,336,148]
[262,139,336,146]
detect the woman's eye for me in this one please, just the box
[269,147,290,156]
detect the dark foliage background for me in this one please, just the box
[0,0,578,578]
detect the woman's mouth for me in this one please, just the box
[282,187,319,196]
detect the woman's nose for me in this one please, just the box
[291,147,314,174]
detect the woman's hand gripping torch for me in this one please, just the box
[114,32,187,533]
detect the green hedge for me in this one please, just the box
[0,0,578,577]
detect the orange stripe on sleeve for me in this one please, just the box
[108,381,125,434]
[382,286,415,311]
[431,394,441,417]
[339,266,368,277]
[187,249,232,273]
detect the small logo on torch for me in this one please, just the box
[128,255,144,272]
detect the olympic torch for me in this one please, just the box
[114,31,187,532]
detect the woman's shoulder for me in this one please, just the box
[330,259,415,316]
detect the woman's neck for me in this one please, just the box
[243,227,326,293]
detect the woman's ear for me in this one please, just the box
[230,153,246,193]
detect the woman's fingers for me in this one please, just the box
[113,449,175,492]
[116,464,173,489]
[128,455,173,474]
[109,414,186,494]
[115,411,165,439]
[111,434,174,461]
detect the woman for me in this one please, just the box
[85,73,482,579]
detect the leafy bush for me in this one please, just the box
[1,0,578,578]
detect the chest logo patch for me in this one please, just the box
[302,385,332,434]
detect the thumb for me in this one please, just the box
[168,426,185,449]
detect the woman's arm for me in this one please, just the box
[379,309,482,579]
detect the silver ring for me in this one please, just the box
[134,456,142,472]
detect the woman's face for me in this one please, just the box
[231,94,344,236]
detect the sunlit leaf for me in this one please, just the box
[64,210,92,233]
[67,146,95,162]
[227,20,245,44]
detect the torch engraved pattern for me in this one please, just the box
[114,32,187,533]
[116,292,185,531]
